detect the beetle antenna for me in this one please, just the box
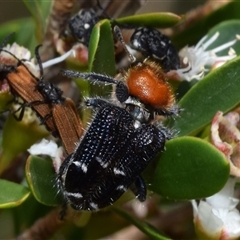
[113,25,135,63]
[35,45,44,80]
[0,32,15,49]
[96,0,111,19]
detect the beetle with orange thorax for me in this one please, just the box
[58,44,179,212]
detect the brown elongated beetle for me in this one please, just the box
[0,38,83,155]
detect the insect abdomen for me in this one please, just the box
[59,103,166,211]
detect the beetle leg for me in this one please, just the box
[129,175,147,202]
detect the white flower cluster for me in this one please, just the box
[192,178,240,239]
[176,32,238,81]
[28,139,64,173]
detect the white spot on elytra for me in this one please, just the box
[116,185,127,191]
[132,39,139,48]
[66,192,83,198]
[90,202,98,210]
[81,163,88,173]
[73,161,81,167]
[96,156,102,163]
[84,23,90,29]
[161,41,166,46]
[96,156,109,168]
[102,162,109,168]
[113,167,125,176]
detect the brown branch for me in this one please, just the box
[17,208,65,240]
[40,0,77,62]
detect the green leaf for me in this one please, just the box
[172,55,240,136]
[149,137,229,200]
[0,115,49,174]
[22,0,51,41]
[202,20,240,55]
[23,0,41,18]
[88,19,115,76]
[0,92,13,112]
[38,0,52,21]
[116,12,182,28]
[0,18,37,53]
[172,1,240,48]
[112,207,171,240]
[0,179,30,208]
[25,155,62,206]
[88,19,115,97]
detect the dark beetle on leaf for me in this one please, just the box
[59,27,179,213]
[58,98,170,211]
[130,27,180,72]
[67,0,108,46]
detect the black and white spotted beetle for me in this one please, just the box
[130,27,180,72]
[59,27,179,211]
[67,0,107,46]
[68,8,99,46]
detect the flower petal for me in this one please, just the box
[28,139,58,158]
[206,178,238,209]
[211,111,240,177]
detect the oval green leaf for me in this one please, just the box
[88,19,115,97]
[25,155,62,206]
[88,19,115,76]
[112,207,171,240]
[149,137,229,200]
[172,55,240,136]
[0,179,30,208]
[116,12,182,28]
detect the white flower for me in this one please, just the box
[28,139,64,172]
[0,43,34,73]
[211,111,240,177]
[41,48,76,69]
[176,32,238,81]
[192,178,240,240]
[0,42,75,77]
[28,139,58,157]
[2,42,32,61]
